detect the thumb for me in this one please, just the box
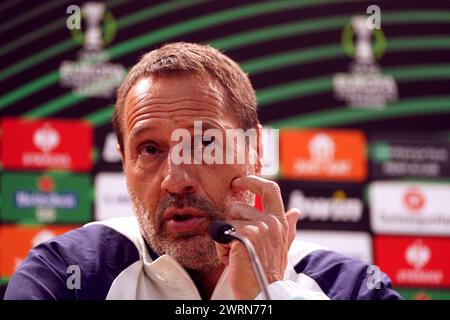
[286,208,301,248]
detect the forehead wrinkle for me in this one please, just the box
[124,76,234,137]
[127,114,230,140]
[137,94,226,110]
[125,96,227,132]
[126,107,221,134]
[127,113,163,137]
[133,79,228,107]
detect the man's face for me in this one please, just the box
[121,73,257,272]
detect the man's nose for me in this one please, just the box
[160,158,198,196]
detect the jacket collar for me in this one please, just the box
[141,237,234,300]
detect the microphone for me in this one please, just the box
[208,220,272,300]
[208,220,235,244]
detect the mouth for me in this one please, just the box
[164,207,209,234]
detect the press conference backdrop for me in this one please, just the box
[1,0,450,300]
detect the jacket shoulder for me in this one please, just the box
[289,240,403,300]
[5,218,141,300]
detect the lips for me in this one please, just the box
[164,207,208,234]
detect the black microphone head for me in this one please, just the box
[208,220,235,244]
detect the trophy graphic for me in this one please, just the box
[333,15,397,109]
[60,2,133,97]
[82,2,105,51]
[352,16,375,65]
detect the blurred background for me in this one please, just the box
[1,0,449,300]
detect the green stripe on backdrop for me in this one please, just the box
[0,0,204,110]
[0,41,76,82]
[0,0,23,13]
[84,64,450,126]
[37,62,450,120]
[258,77,332,107]
[106,0,337,58]
[24,94,83,119]
[115,0,206,30]
[1,9,449,110]
[210,11,450,50]
[0,0,340,109]
[0,20,73,58]
[267,95,450,128]
[0,0,72,34]
[241,37,450,75]
[14,42,450,120]
[0,0,336,83]
[0,72,59,108]
[3,35,450,113]
[0,0,133,58]
[0,0,203,83]
[85,105,116,126]
[257,64,450,107]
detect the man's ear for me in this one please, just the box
[255,124,263,176]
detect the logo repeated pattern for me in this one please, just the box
[1,1,450,300]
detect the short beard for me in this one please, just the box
[130,189,254,273]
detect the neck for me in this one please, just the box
[188,265,225,300]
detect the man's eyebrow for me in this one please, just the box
[186,122,224,131]
[129,125,155,141]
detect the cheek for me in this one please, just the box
[124,167,161,211]
[199,164,248,202]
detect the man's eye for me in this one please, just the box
[140,144,159,156]
[202,136,215,147]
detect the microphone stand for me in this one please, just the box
[223,228,272,300]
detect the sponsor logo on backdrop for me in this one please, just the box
[397,288,450,300]
[280,130,366,181]
[33,124,60,152]
[288,189,363,222]
[32,230,57,248]
[403,188,425,212]
[374,236,450,287]
[1,118,92,171]
[60,2,125,97]
[333,16,398,109]
[405,240,430,269]
[14,175,78,223]
[296,230,372,263]
[102,132,121,163]
[412,292,432,300]
[1,173,91,224]
[94,130,122,171]
[0,225,77,277]
[298,133,351,176]
[280,180,368,230]
[94,172,133,220]
[370,139,450,178]
[25,124,70,168]
[14,229,56,270]
[369,182,450,235]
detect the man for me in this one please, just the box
[5,42,402,300]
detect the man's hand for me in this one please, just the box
[214,175,301,300]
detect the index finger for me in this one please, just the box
[231,175,285,217]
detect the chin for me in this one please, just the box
[166,235,220,271]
